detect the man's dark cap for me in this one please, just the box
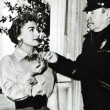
[83,0,110,12]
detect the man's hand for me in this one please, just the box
[41,51,58,63]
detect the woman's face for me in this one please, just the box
[19,21,40,47]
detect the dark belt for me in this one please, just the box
[15,95,47,109]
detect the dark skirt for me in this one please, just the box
[15,95,48,110]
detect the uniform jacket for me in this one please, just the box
[49,25,110,110]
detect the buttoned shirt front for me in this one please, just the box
[0,47,54,101]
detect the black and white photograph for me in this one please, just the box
[0,0,110,110]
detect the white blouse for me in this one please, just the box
[0,47,54,101]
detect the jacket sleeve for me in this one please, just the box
[49,50,110,81]
[49,54,77,79]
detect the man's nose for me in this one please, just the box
[87,12,93,22]
[87,11,92,19]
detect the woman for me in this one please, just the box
[0,13,54,110]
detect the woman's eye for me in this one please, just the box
[30,28,34,31]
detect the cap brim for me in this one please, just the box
[83,5,102,12]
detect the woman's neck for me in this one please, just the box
[18,43,34,55]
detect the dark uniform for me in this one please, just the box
[49,24,110,110]
[49,0,110,109]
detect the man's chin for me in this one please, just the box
[87,26,95,31]
[87,23,95,30]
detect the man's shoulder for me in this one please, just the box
[83,32,90,38]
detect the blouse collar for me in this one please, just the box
[14,46,38,62]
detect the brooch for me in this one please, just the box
[100,39,107,49]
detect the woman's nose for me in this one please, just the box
[35,29,39,35]
[34,30,39,38]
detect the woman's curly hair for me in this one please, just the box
[8,13,40,44]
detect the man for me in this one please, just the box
[42,0,110,110]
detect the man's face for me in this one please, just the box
[19,21,40,47]
[87,8,109,32]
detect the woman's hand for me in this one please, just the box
[30,60,48,77]
[41,51,58,63]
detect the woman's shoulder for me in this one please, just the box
[0,55,13,65]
